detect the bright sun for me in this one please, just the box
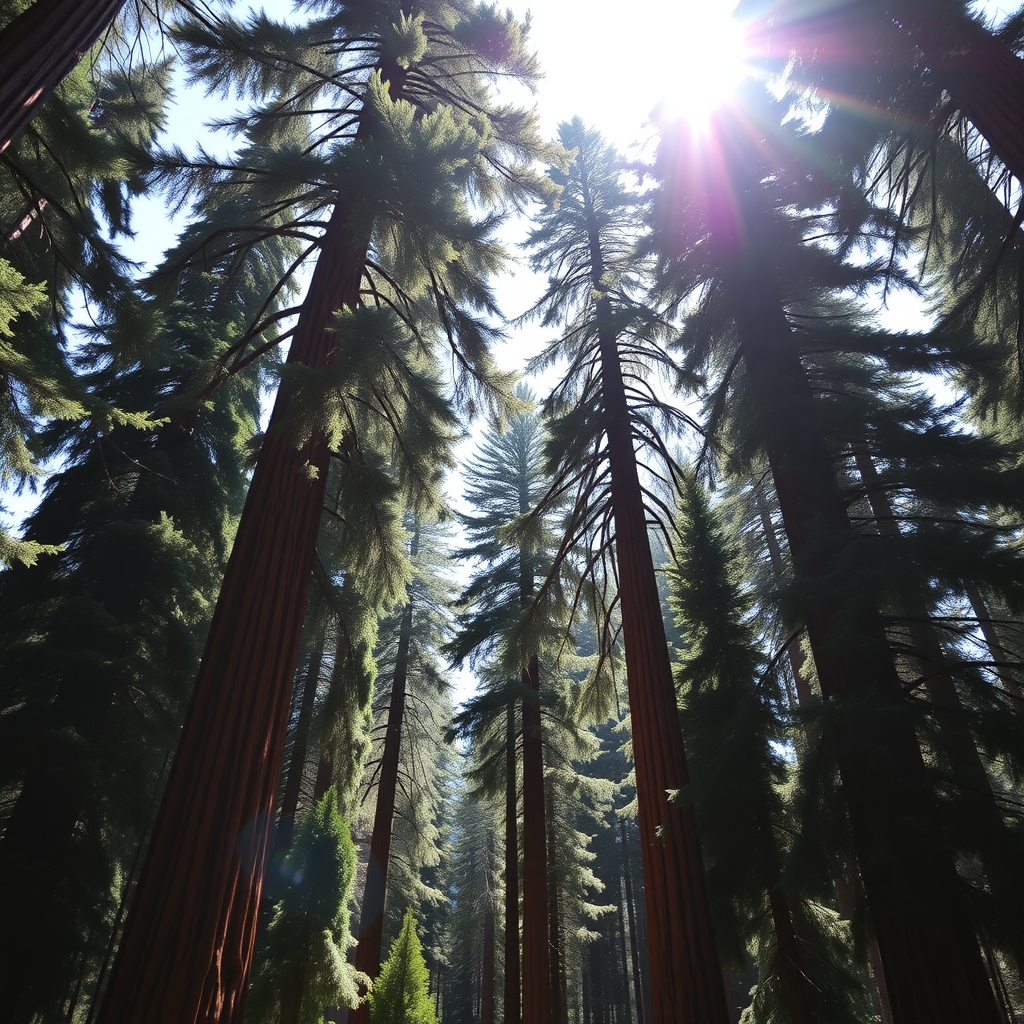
[650,2,752,126]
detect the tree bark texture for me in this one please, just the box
[351,590,416,1023]
[598,320,728,1024]
[521,653,554,1024]
[577,140,727,1022]
[505,702,522,1024]
[0,0,127,152]
[732,264,1004,1024]
[95,199,370,1024]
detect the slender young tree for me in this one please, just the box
[369,909,438,1024]
[353,516,454,1012]
[448,395,564,1024]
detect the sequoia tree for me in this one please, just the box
[97,4,549,1020]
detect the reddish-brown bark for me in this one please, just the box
[95,196,370,1024]
[505,702,522,1024]
[731,264,1004,1024]
[597,325,728,1024]
[351,588,416,1024]
[580,146,727,1020]
[0,0,127,153]
[520,653,553,1024]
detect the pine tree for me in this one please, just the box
[522,118,729,1024]
[0,136,297,1019]
[369,909,438,1024]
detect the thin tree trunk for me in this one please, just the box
[614,885,630,1024]
[965,581,1024,707]
[0,0,127,153]
[521,653,553,1024]
[352,562,417,1021]
[755,492,813,706]
[482,832,497,1024]
[618,819,646,1024]
[95,192,372,1024]
[583,155,728,1020]
[545,782,568,1024]
[277,642,326,852]
[505,702,522,1024]
[732,260,1004,1024]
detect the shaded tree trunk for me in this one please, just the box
[505,702,522,1024]
[521,653,553,1024]
[482,832,497,1024]
[618,819,646,1024]
[965,581,1024,707]
[352,562,418,1021]
[855,446,1024,986]
[732,258,1004,1024]
[0,0,127,153]
[95,194,371,1024]
[277,643,326,853]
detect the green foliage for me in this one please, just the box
[369,909,438,1024]
[248,789,362,1024]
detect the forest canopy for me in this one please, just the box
[1,2,1024,1024]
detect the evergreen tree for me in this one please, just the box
[646,89,1020,1023]
[0,143,298,1019]
[522,118,729,1024]
[97,5,550,1020]
[671,473,868,1024]
[369,909,438,1024]
[354,515,454,1010]
[247,788,361,1024]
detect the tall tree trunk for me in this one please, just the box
[732,261,1004,1024]
[618,819,646,1024]
[927,12,1024,187]
[352,560,418,1021]
[545,782,568,1024]
[482,832,497,1024]
[583,156,727,1021]
[505,702,522,1024]
[521,653,553,1024]
[95,193,372,1024]
[0,0,127,153]
[276,642,326,853]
